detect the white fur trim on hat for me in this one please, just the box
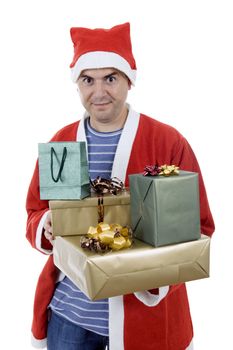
[71,51,136,85]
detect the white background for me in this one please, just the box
[0,0,232,348]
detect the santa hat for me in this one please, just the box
[70,22,137,85]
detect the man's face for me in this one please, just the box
[77,68,130,126]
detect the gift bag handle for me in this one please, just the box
[50,146,67,182]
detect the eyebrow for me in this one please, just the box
[79,71,118,79]
[104,72,118,79]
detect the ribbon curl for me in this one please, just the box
[143,164,179,176]
[90,176,124,195]
[143,165,161,176]
[90,176,124,223]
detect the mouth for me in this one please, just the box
[92,102,112,108]
[93,102,111,105]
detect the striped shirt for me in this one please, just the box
[49,278,109,336]
[49,117,123,336]
[85,117,123,180]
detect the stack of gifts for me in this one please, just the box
[38,143,210,300]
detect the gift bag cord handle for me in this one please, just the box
[50,147,67,182]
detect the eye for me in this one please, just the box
[106,75,116,83]
[81,76,93,85]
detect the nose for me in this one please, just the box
[92,81,107,100]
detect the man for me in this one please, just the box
[26,22,215,350]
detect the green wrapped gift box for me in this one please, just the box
[129,171,201,246]
[38,141,90,200]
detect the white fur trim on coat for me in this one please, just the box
[109,296,124,350]
[187,339,194,349]
[76,114,87,145]
[110,107,140,180]
[36,210,53,255]
[134,286,169,307]
[31,333,47,348]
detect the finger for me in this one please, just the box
[44,223,53,234]
[44,230,54,241]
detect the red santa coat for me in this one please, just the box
[26,108,214,349]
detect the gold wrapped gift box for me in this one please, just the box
[53,234,210,301]
[49,190,130,236]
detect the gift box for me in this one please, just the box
[49,190,130,236]
[38,141,90,200]
[53,234,210,300]
[129,171,201,246]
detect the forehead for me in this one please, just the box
[80,68,122,78]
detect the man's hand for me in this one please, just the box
[43,211,54,245]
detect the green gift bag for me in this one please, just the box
[38,142,90,200]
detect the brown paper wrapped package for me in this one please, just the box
[53,234,210,300]
[49,190,130,236]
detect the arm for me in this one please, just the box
[171,135,215,237]
[25,122,79,253]
[26,160,53,254]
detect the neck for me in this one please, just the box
[89,106,128,132]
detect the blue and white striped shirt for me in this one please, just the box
[49,118,123,336]
[49,278,109,335]
[85,117,123,180]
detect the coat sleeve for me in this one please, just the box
[25,121,79,254]
[25,160,53,254]
[171,135,215,237]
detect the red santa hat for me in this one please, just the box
[70,22,137,85]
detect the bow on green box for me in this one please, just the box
[129,171,201,247]
[38,142,90,200]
